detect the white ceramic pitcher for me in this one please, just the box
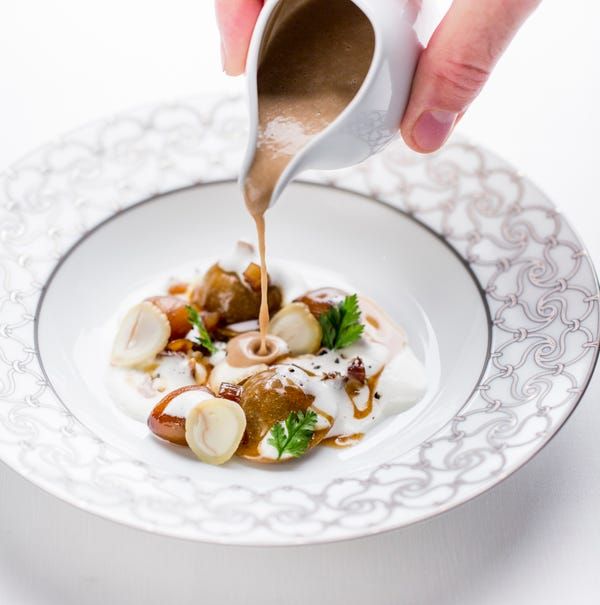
[240,0,427,208]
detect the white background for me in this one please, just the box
[0,1,599,603]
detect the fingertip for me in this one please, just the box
[399,0,538,152]
[216,0,263,76]
[222,50,245,76]
[399,122,421,153]
[410,110,458,153]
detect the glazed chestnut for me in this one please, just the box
[146,296,191,340]
[236,367,321,461]
[192,264,282,325]
[148,385,214,445]
[294,288,347,317]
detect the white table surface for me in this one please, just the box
[0,1,599,603]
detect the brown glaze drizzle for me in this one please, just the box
[365,314,380,329]
[321,433,364,449]
[345,369,383,420]
[311,406,335,447]
[291,363,317,378]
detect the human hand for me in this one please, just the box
[215,0,540,153]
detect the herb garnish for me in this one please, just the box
[186,305,216,354]
[268,410,318,459]
[318,294,364,350]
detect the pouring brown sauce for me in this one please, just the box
[243,0,375,355]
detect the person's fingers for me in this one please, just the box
[400,0,540,153]
[215,0,263,75]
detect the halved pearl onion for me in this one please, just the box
[185,398,247,465]
[111,302,170,368]
[268,302,322,355]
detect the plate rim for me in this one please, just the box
[0,96,597,545]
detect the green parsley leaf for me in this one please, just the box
[268,410,318,459]
[186,305,217,354]
[318,294,364,350]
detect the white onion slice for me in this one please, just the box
[111,302,170,368]
[185,398,247,465]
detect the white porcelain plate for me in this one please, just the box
[0,96,598,545]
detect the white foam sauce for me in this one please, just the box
[106,353,196,421]
[217,241,256,275]
[226,319,260,333]
[268,340,425,442]
[104,250,428,460]
[207,341,227,366]
[217,241,314,302]
[104,253,344,423]
[377,347,428,416]
[208,360,268,393]
[163,388,213,419]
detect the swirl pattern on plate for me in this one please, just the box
[0,96,597,544]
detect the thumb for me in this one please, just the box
[400,0,540,153]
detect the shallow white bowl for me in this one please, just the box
[0,96,598,545]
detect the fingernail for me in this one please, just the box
[412,110,458,152]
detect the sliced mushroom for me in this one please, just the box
[185,398,247,465]
[268,302,322,355]
[111,302,170,368]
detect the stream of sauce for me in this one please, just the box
[243,0,375,355]
[254,214,270,355]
